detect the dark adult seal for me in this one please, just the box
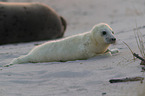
[0,2,67,45]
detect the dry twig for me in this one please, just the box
[109,77,144,83]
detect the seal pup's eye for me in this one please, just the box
[102,31,107,35]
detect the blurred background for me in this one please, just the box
[0,0,31,2]
[0,0,145,38]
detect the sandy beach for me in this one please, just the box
[0,0,145,96]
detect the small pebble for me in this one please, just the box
[102,92,107,95]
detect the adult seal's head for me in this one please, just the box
[0,2,67,45]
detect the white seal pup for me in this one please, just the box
[11,23,116,64]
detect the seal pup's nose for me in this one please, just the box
[111,38,116,41]
[110,38,116,43]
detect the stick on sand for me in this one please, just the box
[109,77,144,83]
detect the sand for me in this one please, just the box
[0,0,145,96]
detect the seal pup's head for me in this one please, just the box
[91,23,116,44]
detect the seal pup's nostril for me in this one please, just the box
[111,38,116,41]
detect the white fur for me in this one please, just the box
[11,23,116,64]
